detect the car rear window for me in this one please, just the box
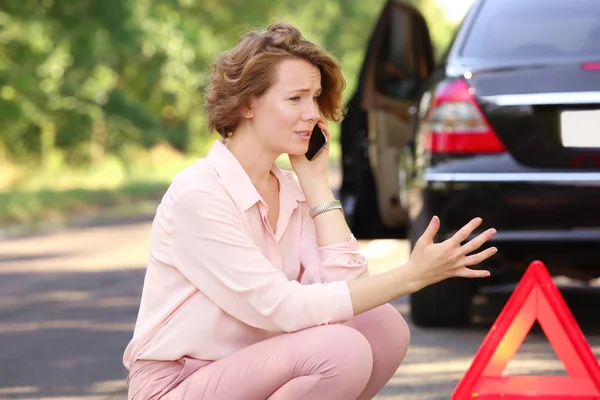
[460,0,600,61]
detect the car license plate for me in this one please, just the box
[561,109,600,148]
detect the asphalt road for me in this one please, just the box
[1,218,600,399]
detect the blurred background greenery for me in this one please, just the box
[0,0,461,229]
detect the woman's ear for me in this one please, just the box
[243,96,259,119]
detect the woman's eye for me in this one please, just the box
[289,96,301,101]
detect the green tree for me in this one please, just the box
[0,0,455,172]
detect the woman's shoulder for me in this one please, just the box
[169,158,223,199]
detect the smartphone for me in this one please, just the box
[305,125,328,161]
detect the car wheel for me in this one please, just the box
[409,278,475,327]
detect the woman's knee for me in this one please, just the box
[308,324,374,380]
[312,324,374,365]
[269,325,374,400]
[381,304,410,336]
[357,304,411,359]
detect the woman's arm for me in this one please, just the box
[296,176,368,285]
[298,176,351,247]
[297,175,414,314]
[175,175,495,329]
[346,216,497,315]
[298,174,498,316]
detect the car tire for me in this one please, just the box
[409,278,474,327]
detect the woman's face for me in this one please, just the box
[248,58,322,157]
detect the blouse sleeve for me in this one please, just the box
[298,202,369,285]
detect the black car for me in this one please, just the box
[340,0,600,327]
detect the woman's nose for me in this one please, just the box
[303,101,319,121]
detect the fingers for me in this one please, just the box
[418,215,440,245]
[317,119,329,135]
[453,244,498,279]
[456,266,491,279]
[460,228,497,256]
[463,246,498,266]
[448,217,483,245]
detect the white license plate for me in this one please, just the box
[560,110,600,148]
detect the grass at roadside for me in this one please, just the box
[0,134,340,232]
[0,182,170,227]
[0,142,199,229]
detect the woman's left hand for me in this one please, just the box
[289,119,330,182]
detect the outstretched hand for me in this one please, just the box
[407,216,497,291]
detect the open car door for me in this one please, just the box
[340,0,435,239]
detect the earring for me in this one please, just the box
[246,111,251,116]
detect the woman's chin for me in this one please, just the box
[290,150,305,157]
[269,146,303,159]
[284,145,308,157]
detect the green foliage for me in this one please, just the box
[0,0,455,183]
[0,181,170,226]
[411,0,459,59]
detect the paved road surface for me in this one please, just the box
[1,219,600,399]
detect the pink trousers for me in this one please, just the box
[127,304,410,400]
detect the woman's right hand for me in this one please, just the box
[406,216,498,292]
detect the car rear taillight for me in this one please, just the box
[419,78,505,153]
[582,62,600,71]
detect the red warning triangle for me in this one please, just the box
[452,260,600,399]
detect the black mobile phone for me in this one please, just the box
[305,125,328,161]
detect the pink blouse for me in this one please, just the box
[122,140,369,369]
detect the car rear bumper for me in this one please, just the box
[470,228,600,277]
[410,171,600,276]
[414,182,600,231]
[423,171,600,185]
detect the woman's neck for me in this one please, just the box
[225,128,279,189]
